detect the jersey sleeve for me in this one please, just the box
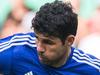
[0,34,17,74]
[0,32,36,74]
[0,47,13,74]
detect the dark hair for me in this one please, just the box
[32,0,78,43]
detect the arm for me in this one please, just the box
[0,32,36,74]
[0,48,12,74]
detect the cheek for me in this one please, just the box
[44,48,57,59]
[45,46,64,59]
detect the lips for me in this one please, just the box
[38,54,47,62]
[38,53,44,60]
[39,56,43,61]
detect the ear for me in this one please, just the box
[65,35,75,46]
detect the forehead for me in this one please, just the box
[34,32,61,41]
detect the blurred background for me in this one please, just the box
[0,0,100,59]
[65,0,100,59]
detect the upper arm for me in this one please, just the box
[0,49,12,74]
[0,32,36,74]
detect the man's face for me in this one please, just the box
[35,32,69,66]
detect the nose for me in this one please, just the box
[36,41,45,52]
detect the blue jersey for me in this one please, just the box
[0,32,100,75]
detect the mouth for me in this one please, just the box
[39,56,43,61]
[38,53,44,60]
[38,53,48,62]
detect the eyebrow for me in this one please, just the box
[35,33,56,41]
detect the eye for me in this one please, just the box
[35,35,39,41]
[34,35,39,44]
[34,34,38,38]
[43,40,55,45]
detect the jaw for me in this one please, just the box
[47,47,71,68]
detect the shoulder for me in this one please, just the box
[0,32,36,70]
[72,47,100,73]
[0,32,36,52]
[0,32,37,73]
[0,32,37,60]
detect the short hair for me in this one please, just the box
[32,0,78,42]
